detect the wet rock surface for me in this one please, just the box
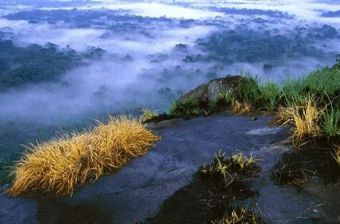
[0,115,340,224]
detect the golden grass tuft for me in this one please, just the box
[278,98,321,145]
[211,208,262,224]
[231,101,253,114]
[8,116,159,197]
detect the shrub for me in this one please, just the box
[8,116,159,196]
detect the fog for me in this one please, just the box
[0,0,340,124]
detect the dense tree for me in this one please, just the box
[184,25,338,64]
[0,40,104,90]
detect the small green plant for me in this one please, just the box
[200,152,231,178]
[232,152,257,169]
[199,152,259,180]
[141,108,158,122]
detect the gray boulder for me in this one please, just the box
[179,75,245,103]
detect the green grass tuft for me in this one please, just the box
[170,98,209,117]
[322,104,340,137]
[199,152,259,179]
[233,76,261,104]
[169,61,340,143]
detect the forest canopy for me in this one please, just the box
[0,39,104,90]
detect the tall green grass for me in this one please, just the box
[259,82,280,112]
[170,98,207,117]
[322,105,340,137]
[232,76,261,103]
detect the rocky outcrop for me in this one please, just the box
[179,75,245,103]
[0,115,290,224]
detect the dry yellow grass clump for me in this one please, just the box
[278,98,321,145]
[211,208,262,224]
[8,116,159,197]
[231,100,253,114]
[275,106,295,125]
